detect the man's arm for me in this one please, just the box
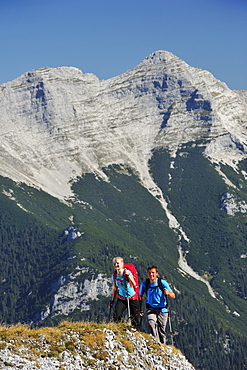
[163,288,175,299]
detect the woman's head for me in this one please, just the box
[113,257,124,269]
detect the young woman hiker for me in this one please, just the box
[109,257,140,329]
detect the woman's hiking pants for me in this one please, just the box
[113,298,140,329]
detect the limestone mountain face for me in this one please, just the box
[0,50,246,201]
[1,51,247,370]
[1,48,247,316]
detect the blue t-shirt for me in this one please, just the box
[140,279,171,312]
[112,269,135,299]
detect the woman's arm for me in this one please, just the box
[111,282,118,301]
[125,271,136,287]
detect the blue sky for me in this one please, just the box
[0,0,246,89]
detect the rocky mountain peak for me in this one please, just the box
[142,49,187,67]
[0,50,246,201]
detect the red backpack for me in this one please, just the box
[113,263,140,300]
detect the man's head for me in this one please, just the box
[147,265,159,283]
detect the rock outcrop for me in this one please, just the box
[0,322,195,370]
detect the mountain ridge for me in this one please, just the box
[1,50,246,202]
[1,49,247,303]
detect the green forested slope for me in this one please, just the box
[0,148,247,369]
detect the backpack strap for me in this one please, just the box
[157,277,164,291]
[113,268,128,284]
[145,278,150,294]
[145,277,163,294]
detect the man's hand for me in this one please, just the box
[163,288,169,296]
[163,289,176,299]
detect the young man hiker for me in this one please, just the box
[139,265,175,343]
[109,257,140,329]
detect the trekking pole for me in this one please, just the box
[139,297,143,330]
[165,292,174,346]
[125,275,131,324]
[108,298,115,322]
[127,297,131,324]
[108,305,112,322]
[168,310,174,346]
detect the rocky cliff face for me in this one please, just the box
[0,50,246,201]
[0,322,195,370]
[39,268,111,321]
